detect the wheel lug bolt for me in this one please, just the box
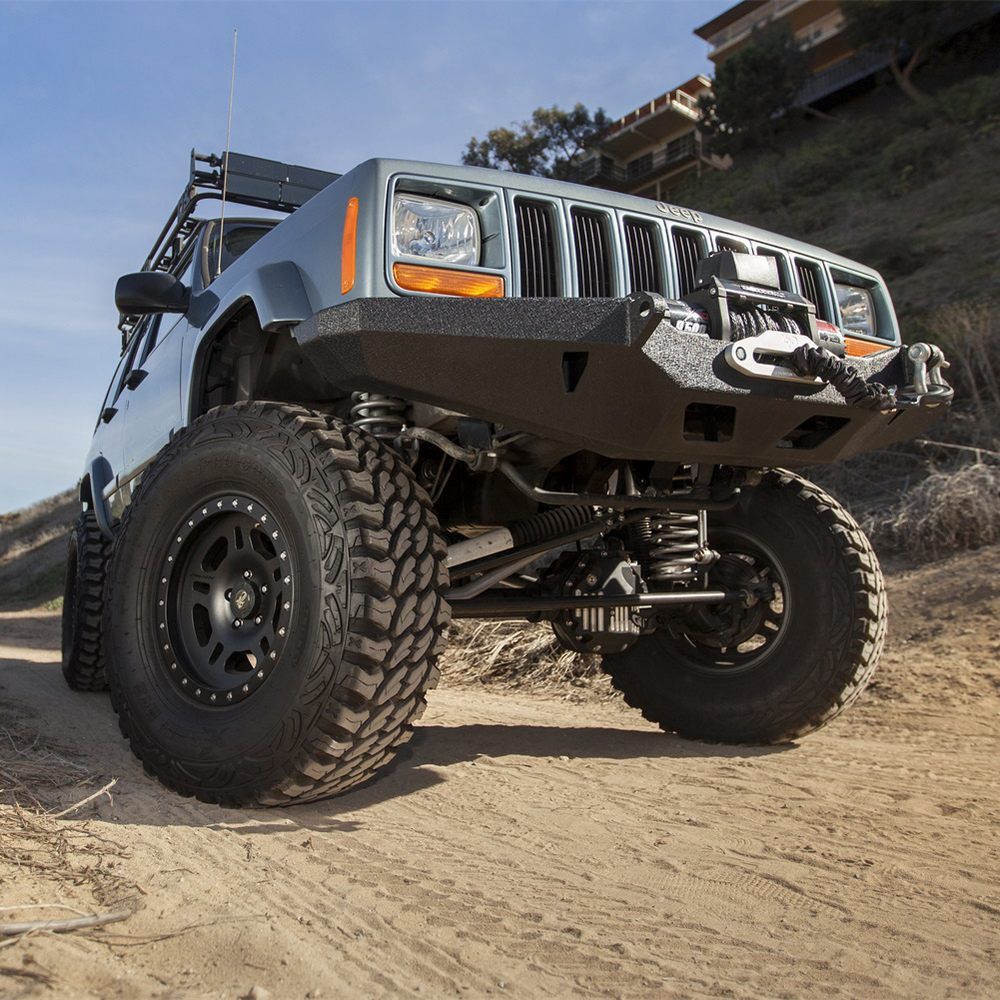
[233,619,243,629]
[225,589,233,599]
[244,570,252,580]
[255,616,262,625]
[261,585,268,594]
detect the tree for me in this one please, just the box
[841,1,980,103]
[696,25,808,155]
[462,103,610,179]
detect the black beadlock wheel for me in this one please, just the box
[104,402,451,806]
[602,470,886,744]
[61,511,111,691]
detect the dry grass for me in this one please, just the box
[440,620,616,699]
[863,462,1000,559]
[917,300,1000,451]
[0,707,137,956]
[813,299,1000,559]
[0,712,94,812]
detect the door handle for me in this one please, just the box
[100,406,118,424]
[125,369,148,390]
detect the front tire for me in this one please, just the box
[104,402,450,806]
[61,511,111,691]
[603,471,885,743]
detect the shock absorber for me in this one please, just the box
[637,510,712,585]
[349,392,407,442]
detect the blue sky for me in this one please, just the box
[0,0,721,512]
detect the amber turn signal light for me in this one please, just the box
[845,336,890,358]
[341,197,359,294]
[392,262,504,298]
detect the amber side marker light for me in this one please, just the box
[341,197,359,294]
[845,336,891,358]
[393,262,504,298]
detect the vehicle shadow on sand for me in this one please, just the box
[0,628,790,836]
[237,723,791,834]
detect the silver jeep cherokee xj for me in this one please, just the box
[61,151,952,806]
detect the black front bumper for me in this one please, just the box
[292,294,947,469]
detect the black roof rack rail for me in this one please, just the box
[142,150,341,275]
[119,151,340,342]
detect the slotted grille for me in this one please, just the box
[756,249,789,290]
[571,208,613,297]
[514,199,559,297]
[796,260,829,320]
[623,219,663,295]
[716,236,748,254]
[672,229,705,296]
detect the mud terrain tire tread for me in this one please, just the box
[105,401,450,806]
[61,511,112,691]
[603,470,886,744]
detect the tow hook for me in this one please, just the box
[898,343,954,408]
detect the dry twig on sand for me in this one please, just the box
[0,910,130,937]
[50,778,117,819]
[0,709,138,949]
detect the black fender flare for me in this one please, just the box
[186,261,314,420]
[86,457,116,541]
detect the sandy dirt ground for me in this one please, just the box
[0,547,998,999]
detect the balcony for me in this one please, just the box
[795,45,892,106]
[701,0,806,58]
[573,132,701,190]
[598,80,709,159]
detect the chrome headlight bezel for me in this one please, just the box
[391,193,481,267]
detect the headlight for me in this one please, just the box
[835,282,877,338]
[392,194,480,267]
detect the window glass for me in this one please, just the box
[99,349,132,417]
[114,325,147,402]
[139,315,164,364]
[204,224,273,283]
[177,252,197,289]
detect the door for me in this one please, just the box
[88,327,146,502]
[118,243,202,485]
[119,311,187,483]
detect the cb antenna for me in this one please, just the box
[216,28,238,278]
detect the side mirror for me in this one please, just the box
[115,272,190,315]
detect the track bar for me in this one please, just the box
[499,462,740,513]
[450,589,733,618]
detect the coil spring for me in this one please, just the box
[637,511,703,584]
[349,392,407,441]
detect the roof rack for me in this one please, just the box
[141,149,341,276]
[118,150,340,343]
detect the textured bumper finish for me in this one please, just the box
[293,296,942,467]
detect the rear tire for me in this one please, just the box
[104,402,450,806]
[61,511,111,691]
[603,471,885,743]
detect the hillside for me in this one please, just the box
[0,487,76,605]
[675,71,1000,324]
